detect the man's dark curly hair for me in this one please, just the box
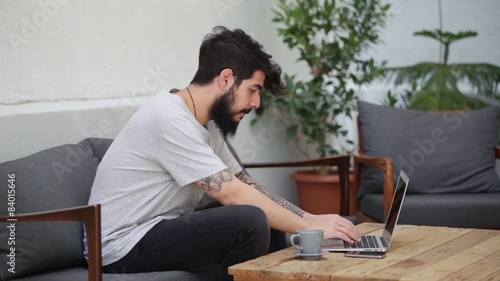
[190,26,286,96]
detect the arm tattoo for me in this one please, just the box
[235,171,305,217]
[201,170,232,192]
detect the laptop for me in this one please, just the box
[321,170,409,252]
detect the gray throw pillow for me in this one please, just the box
[0,140,101,280]
[357,100,500,198]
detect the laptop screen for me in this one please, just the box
[382,171,409,246]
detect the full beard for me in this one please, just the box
[210,85,251,140]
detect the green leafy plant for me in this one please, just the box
[255,0,390,159]
[385,29,500,110]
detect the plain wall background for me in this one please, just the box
[1,0,499,205]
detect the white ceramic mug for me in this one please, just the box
[289,229,324,255]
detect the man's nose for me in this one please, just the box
[251,94,260,109]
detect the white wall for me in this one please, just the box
[1,1,255,103]
[1,0,499,205]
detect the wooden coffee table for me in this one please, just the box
[229,223,500,280]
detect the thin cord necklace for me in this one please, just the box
[186,87,197,120]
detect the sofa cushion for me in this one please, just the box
[360,193,500,229]
[0,140,101,280]
[357,100,500,197]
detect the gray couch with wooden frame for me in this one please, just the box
[0,137,351,281]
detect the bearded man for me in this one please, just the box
[86,26,360,281]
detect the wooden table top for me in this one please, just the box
[229,223,500,281]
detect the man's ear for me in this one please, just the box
[218,68,235,91]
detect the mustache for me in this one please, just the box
[240,108,253,114]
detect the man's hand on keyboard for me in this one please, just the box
[303,213,362,243]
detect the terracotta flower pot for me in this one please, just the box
[291,170,353,215]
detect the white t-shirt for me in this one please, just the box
[84,90,242,265]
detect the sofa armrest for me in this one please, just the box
[0,205,102,281]
[496,146,500,159]
[353,149,394,219]
[242,154,350,216]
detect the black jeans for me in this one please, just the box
[103,205,282,281]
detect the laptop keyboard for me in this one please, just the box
[343,235,387,249]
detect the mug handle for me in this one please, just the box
[289,234,302,250]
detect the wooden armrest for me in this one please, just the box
[496,146,500,159]
[242,154,350,216]
[0,205,102,281]
[353,149,394,220]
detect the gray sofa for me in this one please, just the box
[0,137,350,281]
[0,138,215,281]
[353,100,500,229]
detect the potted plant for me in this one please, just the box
[254,0,391,214]
[385,29,500,111]
[384,0,500,110]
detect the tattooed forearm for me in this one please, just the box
[201,170,232,192]
[235,171,305,217]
